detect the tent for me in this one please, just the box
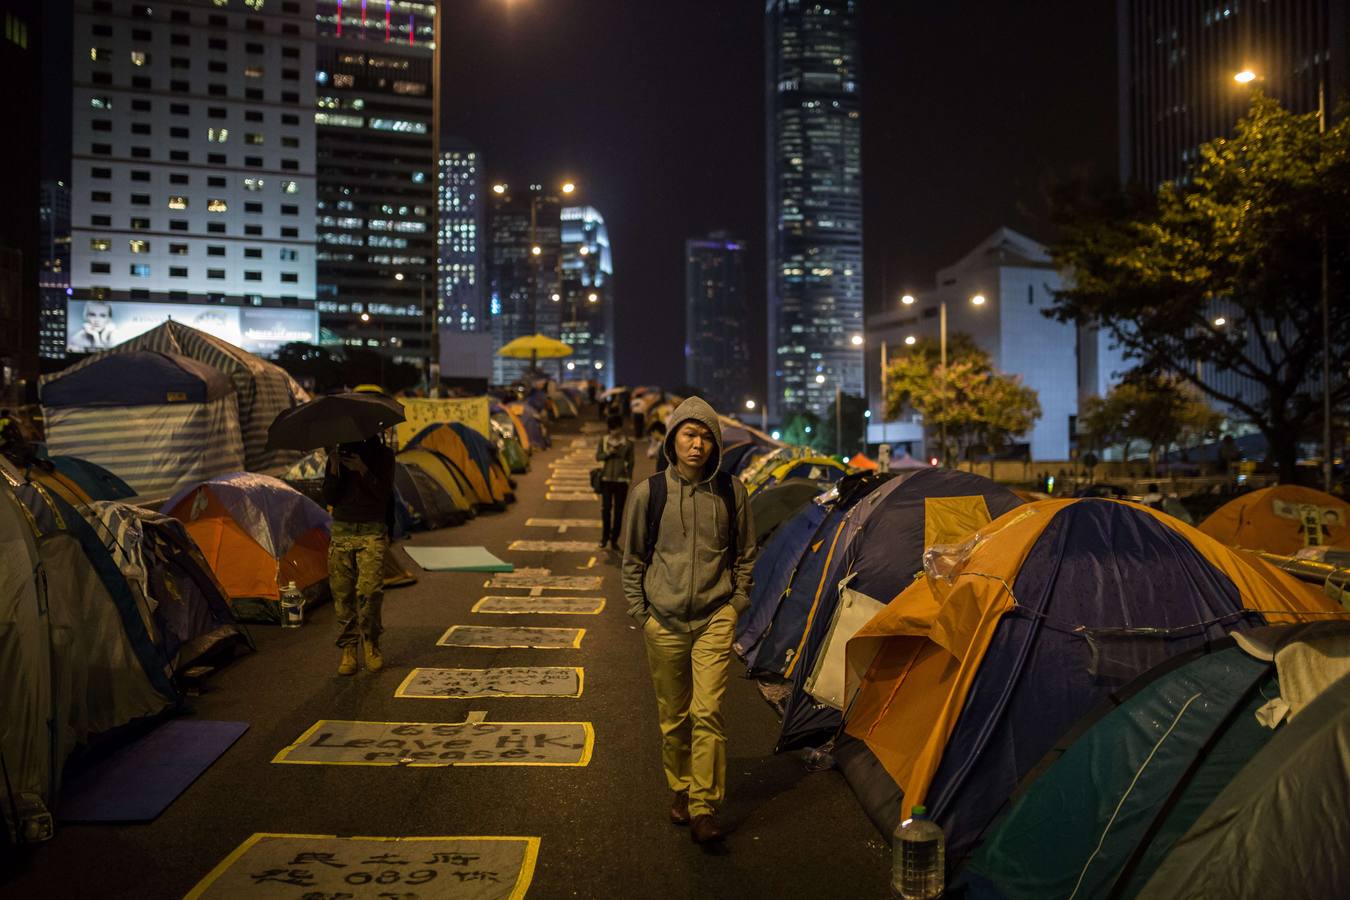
[848,452,879,471]
[394,458,467,530]
[406,424,506,508]
[396,448,477,518]
[87,501,249,672]
[962,621,1350,899]
[0,456,93,507]
[735,496,830,661]
[749,456,850,497]
[777,468,1024,751]
[890,452,930,471]
[449,422,514,504]
[41,350,247,497]
[750,479,823,543]
[1,475,179,835]
[509,401,550,450]
[739,446,811,490]
[491,402,533,454]
[1198,484,1350,554]
[838,498,1344,860]
[49,456,136,501]
[162,473,330,623]
[44,321,307,471]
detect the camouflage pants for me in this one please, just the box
[330,521,388,648]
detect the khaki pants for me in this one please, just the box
[642,603,737,817]
[329,521,388,648]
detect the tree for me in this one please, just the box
[780,411,820,449]
[1081,375,1225,473]
[973,375,1041,476]
[1048,93,1350,483]
[818,392,869,457]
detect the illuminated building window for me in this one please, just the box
[281,180,298,194]
[89,239,110,251]
[208,198,228,213]
[245,66,264,78]
[130,50,148,66]
[244,178,264,191]
[207,127,229,142]
[167,196,188,210]
[128,239,150,253]
[245,133,264,144]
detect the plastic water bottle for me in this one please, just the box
[893,805,945,899]
[280,581,303,628]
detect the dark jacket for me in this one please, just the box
[322,439,396,525]
[596,432,635,483]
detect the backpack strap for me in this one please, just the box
[642,471,667,565]
[715,471,738,566]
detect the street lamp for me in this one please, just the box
[745,398,767,433]
[588,292,599,303]
[933,293,989,466]
[850,334,864,346]
[904,335,917,346]
[901,294,915,306]
[492,183,507,195]
[1233,69,1257,84]
[1213,316,1226,327]
[561,182,576,194]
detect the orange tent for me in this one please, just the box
[1198,485,1350,554]
[406,424,505,508]
[849,452,879,471]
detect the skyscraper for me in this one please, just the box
[0,0,40,397]
[487,183,561,385]
[560,206,614,386]
[68,0,320,360]
[39,179,71,362]
[685,232,749,411]
[765,0,864,422]
[438,137,483,332]
[1118,0,1348,187]
[314,0,436,371]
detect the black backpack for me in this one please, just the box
[643,470,738,565]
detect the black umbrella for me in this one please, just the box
[266,392,405,452]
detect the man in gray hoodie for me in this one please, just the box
[621,396,756,844]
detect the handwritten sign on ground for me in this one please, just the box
[508,540,598,553]
[472,596,605,615]
[274,720,594,767]
[184,833,539,900]
[486,571,603,592]
[547,492,598,502]
[396,667,583,699]
[394,397,492,447]
[437,625,584,649]
[525,518,601,533]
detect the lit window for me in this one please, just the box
[167,196,188,210]
[128,239,150,253]
[130,50,148,66]
[244,133,264,144]
[89,239,110,251]
[244,178,264,191]
[314,112,363,128]
[281,180,298,194]
[333,73,354,88]
[207,127,228,142]
[129,264,151,277]
[207,198,228,212]
[369,118,428,134]
[90,96,112,109]
[244,66,263,78]
[90,47,109,62]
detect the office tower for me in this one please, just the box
[685,232,749,411]
[1,0,40,396]
[487,183,561,385]
[560,206,613,386]
[39,179,72,361]
[314,0,437,371]
[68,0,320,360]
[438,137,484,332]
[1118,0,1349,187]
[765,0,864,422]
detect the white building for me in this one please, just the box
[69,0,318,358]
[866,228,1127,462]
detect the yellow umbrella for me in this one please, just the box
[496,333,573,370]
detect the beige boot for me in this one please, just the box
[363,639,383,673]
[337,645,358,676]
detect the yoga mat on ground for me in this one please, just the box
[404,545,515,572]
[58,719,249,823]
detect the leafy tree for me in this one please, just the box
[973,374,1041,475]
[818,392,869,457]
[780,411,821,449]
[1081,375,1225,473]
[1048,94,1350,482]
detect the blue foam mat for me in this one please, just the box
[404,545,515,572]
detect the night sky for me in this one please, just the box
[42,1,1120,395]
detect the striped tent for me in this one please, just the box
[41,350,246,496]
[41,320,308,471]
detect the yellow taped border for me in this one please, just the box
[436,625,586,649]
[184,833,539,900]
[471,596,606,615]
[394,667,585,700]
[272,720,596,768]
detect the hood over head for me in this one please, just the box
[663,396,723,482]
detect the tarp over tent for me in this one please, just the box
[41,350,246,496]
[839,498,1344,859]
[1198,484,1350,554]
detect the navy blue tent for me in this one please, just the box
[735,500,828,661]
[41,349,228,407]
[449,422,514,504]
[50,456,136,501]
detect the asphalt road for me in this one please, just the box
[7,415,891,899]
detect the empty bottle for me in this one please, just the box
[280,581,303,628]
[893,804,944,899]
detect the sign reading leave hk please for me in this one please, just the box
[273,720,594,766]
[395,397,492,447]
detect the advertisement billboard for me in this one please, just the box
[65,300,319,358]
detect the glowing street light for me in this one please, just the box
[360,312,371,322]
[901,294,916,306]
[971,294,986,306]
[492,183,507,194]
[1213,316,1226,327]
[904,335,917,346]
[850,334,864,346]
[531,245,542,256]
[1234,69,1257,84]
[745,400,756,410]
[579,246,590,256]
[815,374,826,384]
[550,292,561,302]
[588,292,599,303]
[394,272,405,281]
[561,182,576,194]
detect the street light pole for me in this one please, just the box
[939,300,948,466]
[835,384,842,458]
[1319,78,1333,493]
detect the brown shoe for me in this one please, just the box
[337,645,358,676]
[363,639,384,673]
[690,814,727,844]
[669,791,690,826]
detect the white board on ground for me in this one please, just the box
[273,720,594,767]
[486,571,603,592]
[396,667,583,699]
[184,833,539,900]
[508,540,599,553]
[437,625,584,649]
[472,596,606,615]
[525,518,601,534]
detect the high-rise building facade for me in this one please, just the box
[685,232,749,411]
[1118,0,1349,187]
[1,0,40,397]
[314,1,436,370]
[765,0,864,422]
[438,137,483,332]
[560,206,614,386]
[68,0,320,360]
[487,184,561,385]
[39,179,72,362]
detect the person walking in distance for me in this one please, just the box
[596,414,634,552]
[323,435,396,675]
[621,397,756,845]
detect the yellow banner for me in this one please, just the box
[395,397,492,447]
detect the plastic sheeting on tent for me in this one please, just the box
[1,475,179,833]
[42,321,308,471]
[49,456,136,501]
[42,350,248,497]
[1198,484,1350,554]
[839,498,1345,860]
[449,422,514,504]
[777,468,1023,751]
[407,424,506,508]
[162,473,330,623]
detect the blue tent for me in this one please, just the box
[50,456,136,501]
[449,422,514,503]
[735,500,828,660]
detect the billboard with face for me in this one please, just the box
[65,300,318,357]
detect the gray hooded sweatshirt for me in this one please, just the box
[621,396,757,633]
